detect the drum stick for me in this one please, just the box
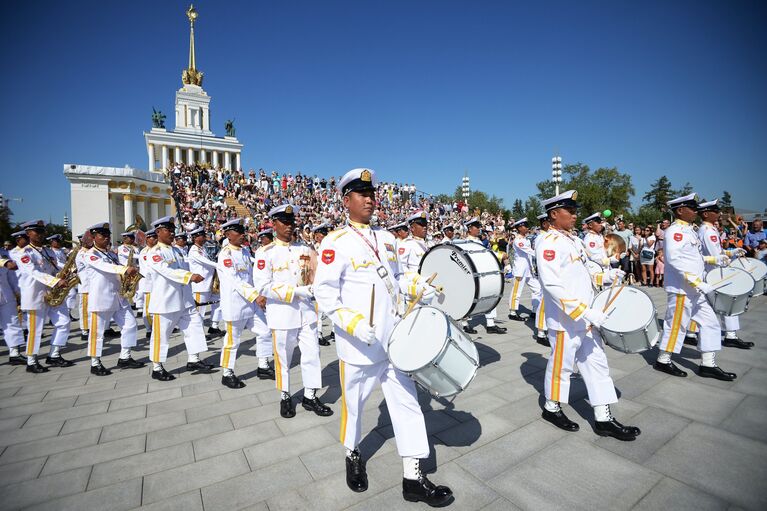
[404,273,437,318]
[603,277,620,312]
[708,271,740,288]
[369,284,375,327]
[602,282,627,313]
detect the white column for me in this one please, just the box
[203,106,210,131]
[161,145,168,170]
[212,151,219,168]
[135,197,147,226]
[165,199,174,218]
[224,151,231,170]
[123,194,134,228]
[108,195,119,233]
[235,152,241,171]
[200,149,207,164]
[147,144,155,172]
[174,146,182,164]
[149,199,159,223]
[187,147,194,165]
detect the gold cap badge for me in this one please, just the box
[360,170,372,182]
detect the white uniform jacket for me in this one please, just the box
[252,239,317,330]
[314,224,419,366]
[663,220,708,295]
[217,245,259,322]
[0,260,20,306]
[146,243,195,314]
[583,231,609,267]
[75,248,92,294]
[137,246,154,294]
[14,245,63,310]
[698,222,736,273]
[397,236,428,272]
[83,247,129,312]
[535,229,610,332]
[188,244,217,294]
[511,234,535,278]
[117,244,138,266]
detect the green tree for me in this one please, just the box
[642,176,674,211]
[511,199,525,218]
[674,181,693,197]
[524,197,542,220]
[535,163,635,217]
[0,202,13,243]
[452,186,505,214]
[721,191,733,209]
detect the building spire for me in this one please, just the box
[182,4,204,86]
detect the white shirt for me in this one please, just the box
[187,244,217,293]
[663,220,706,295]
[217,244,258,321]
[137,246,154,294]
[146,243,195,314]
[397,235,428,272]
[14,244,64,310]
[117,244,138,266]
[583,231,609,268]
[83,247,129,312]
[511,234,535,278]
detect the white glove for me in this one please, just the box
[716,255,731,267]
[294,286,313,299]
[418,283,437,304]
[583,308,608,329]
[697,282,714,295]
[353,321,376,345]
[609,268,626,281]
[733,248,746,257]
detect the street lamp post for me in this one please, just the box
[461,174,470,203]
[551,156,563,195]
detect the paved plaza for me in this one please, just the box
[0,285,765,511]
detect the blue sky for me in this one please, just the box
[2,0,765,223]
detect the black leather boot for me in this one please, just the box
[256,366,275,379]
[653,360,687,377]
[698,365,736,381]
[463,326,477,334]
[117,357,146,369]
[486,325,507,334]
[222,373,246,389]
[186,360,215,373]
[302,396,333,416]
[46,355,74,367]
[151,366,175,381]
[346,450,368,493]
[280,396,296,418]
[722,337,753,349]
[402,460,453,507]
[594,418,640,441]
[542,408,579,431]
[90,362,112,376]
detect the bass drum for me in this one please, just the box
[419,240,504,320]
[704,267,754,317]
[730,257,767,296]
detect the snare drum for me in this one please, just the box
[730,257,767,296]
[388,306,479,397]
[704,267,755,316]
[419,240,504,320]
[591,286,659,353]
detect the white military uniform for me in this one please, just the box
[217,243,259,370]
[699,222,740,335]
[51,246,78,310]
[532,225,549,336]
[397,235,428,272]
[118,242,141,308]
[509,232,542,315]
[75,246,92,336]
[137,245,155,333]
[253,239,322,393]
[658,219,721,354]
[463,233,500,327]
[0,258,24,351]
[188,243,222,326]
[583,230,611,269]
[14,244,71,358]
[146,243,207,364]
[83,247,137,359]
[536,228,617,406]
[314,221,429,458]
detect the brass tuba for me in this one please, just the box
[44,248,80,307]
[119,246,143,301]
[211,271,220,294]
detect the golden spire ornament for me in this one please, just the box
[182,4,204,86]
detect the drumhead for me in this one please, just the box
[419,244,479,319]
[731,257,767,281]
[592,286,655,332]
[388,307,449,372]
[704,267,755,296]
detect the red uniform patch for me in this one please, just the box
[710,235,718,242]
[20,255,30,264]
[518,243,524,248]
[90,255,98,261]
[152,255,162,262]
[398,247,405,255]
[322,249,335,264]
[673,233,683,242]
[224,259,233,268]
[589,242,596,248]
[256,260,265,270]
[543,250,555,261]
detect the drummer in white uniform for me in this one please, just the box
[582,213,620,270]
[461,218,507,335]
[508,218,542,322]
[391,221,409,250]
[533,213,550,343]
[314,168,452,506]
[312,223,334,346]
[654,193,737,381]
[442,225,456,244]
[536,190,639,440]
[397,211,429,272]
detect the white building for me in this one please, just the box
[64,5,243,240]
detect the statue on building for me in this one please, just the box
[151,108,166,129]
[181,5,204,87]
[225,119,236,137]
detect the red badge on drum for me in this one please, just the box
[543,250,555,261]
[673,233,683,241]
[256,260,264,270]
[322,249,335,264]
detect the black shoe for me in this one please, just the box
[81,333,89,341]
[327,331,335,341]
[594,418,639,441]
[542,409,579,432]
[9,355,26,366]
[346,451,368,493]
[722,337,754,349]
[280,396,296,418]
[186,360,215,373]
[535,334,549,346]
[151,367,175,381]
[117,357,146,369]
[402,476,453,507]
[136,312,143,318]
[207,327,224,338]
[222,373,246,389]
[463,326,477,334]
[90,363,112,376]
[507,313,526,321]
[319,337,331,346]
[69,314,77,321]
[486,325,507,334]
[45,355,74,367]
[683,335,698,346]
[256,366,275,380]
[302,396,333,416]
[104,328,120,339]
[26,362,49,374]
[653,361,687,377]
[146,332,152,339]
[698,365,737,381]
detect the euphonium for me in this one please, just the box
[119,246,143,300]
[211,271,220,294]
[44,248,80,307]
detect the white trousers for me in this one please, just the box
[134,291,144,311]
[251,307,272,359]
[508,276,542,312]
[659,292,721,354]
[88,306,137,358]
[545,329,617,406]
[149,307,207,363]
[0,301,24,348]
[220,318,251,370]
[721,314,739,333]
[79,293,89,333]
[339,360,429,458]
[142,293,152,332]
[535,298,547,333]
[272,323,322,393]
[24,304,71,356]
[194,292,222,325]
[65,288,77,310]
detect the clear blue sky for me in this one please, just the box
[2,0,765,223]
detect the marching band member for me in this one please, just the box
[533,213,550,343]
[462,217,506,335]
[48,234,78,318]
[137,230,158,338]
[75,233,93,341]
[508,218,542,322]
[83,222,143,374]
[312,223,334,346]
[15,220,73,372]
[146,216,212,381]
[174,232,189,257]
[216,218,260,389]
[253,204,332,418]
[654,194,738,381]
[583,213,619,269]
[187,227,224,338]
[257,228,274,247]
[397,211,429,272]
[314,168,452,506]
[536,191,639,440]
[117,231,138,266]
[697,200,752,349]
[0,257,25,365]
[391,221,409,250]
[442,225,455,243]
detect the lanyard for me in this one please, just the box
[346,225,399,308]
[94,247,119,264]
[30,245,59,275]
[349,224,380,262]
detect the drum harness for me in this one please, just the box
[348,224,401,314]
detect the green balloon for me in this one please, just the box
[603,209,612,218]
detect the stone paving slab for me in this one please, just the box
[0,286,765,509]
